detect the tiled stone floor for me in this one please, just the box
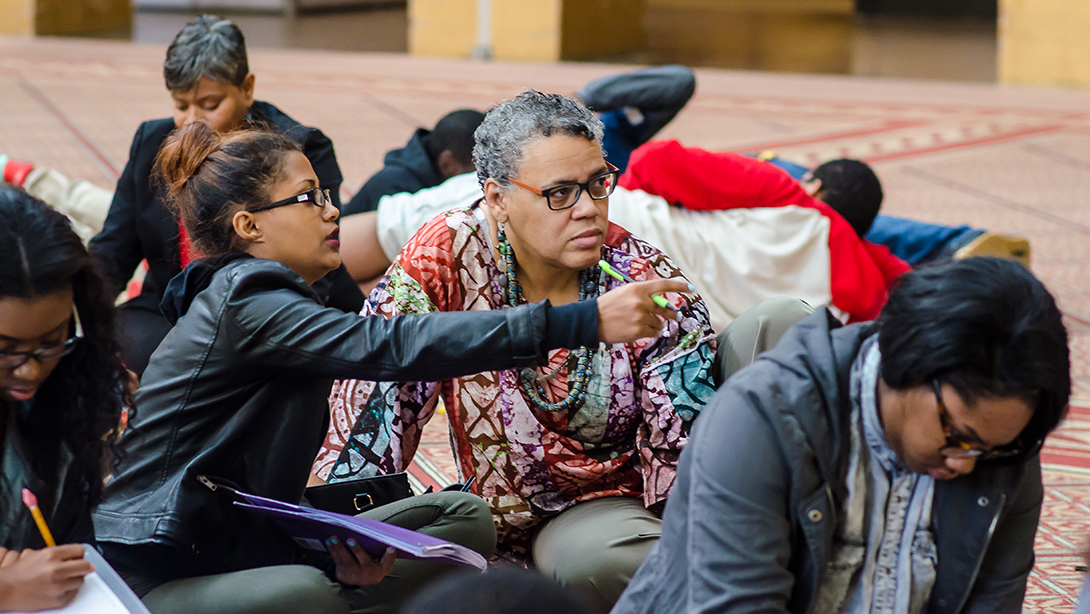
[2,35,1089,612]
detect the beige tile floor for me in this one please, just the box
[3,35,1090,611]
[2,35,1087,398]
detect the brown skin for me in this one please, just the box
[483,134,686,340]
[877,379,1033,481]
[233,151,343,286]
[0,545,94,612]
[0,289,75,404]
[0,290,95,612]
[326,541,396,587]
[484,135,609,305]
[171,75,255,133]
[336,210,388,290]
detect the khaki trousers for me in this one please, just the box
[531,297,814,612]
[137,492,496,614]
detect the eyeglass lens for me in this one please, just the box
[0,340,78,369]
[547,172,617,210]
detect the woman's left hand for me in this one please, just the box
[326,537,396,586]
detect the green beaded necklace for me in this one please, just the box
[496,222,599,413]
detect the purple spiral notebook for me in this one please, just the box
[232,491,487,570]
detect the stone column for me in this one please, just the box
[999,0,1090,88]
[409,0,645,62]
[0,0,132,36]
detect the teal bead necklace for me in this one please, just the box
[496,222,599,413]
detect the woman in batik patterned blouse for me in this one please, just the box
[314,91,717,611]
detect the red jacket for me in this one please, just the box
[619,140,909,321]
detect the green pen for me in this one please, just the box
[598,260,683,320]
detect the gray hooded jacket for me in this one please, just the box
[614,310,1041,614]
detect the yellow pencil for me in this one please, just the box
[22,488,56,547]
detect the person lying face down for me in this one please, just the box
[342,109,486,216]
[614,256,1071,614]
[91,122,683,614]
[336,152,897,331]
[316,90,718,612]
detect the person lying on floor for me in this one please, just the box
[341,109,485,216]
[342,63,695,218]
[78,15,361,378]
[619,140,909,322]
[92,122,683,614]
[0,187,130,612]
[313,91,720,612]
[613,256,1071,614]
[335,149,907,330]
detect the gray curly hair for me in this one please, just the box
[163,15,249,92]
[472,90,605,190]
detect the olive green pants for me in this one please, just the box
[531,297,815,612]
[139,492,496,614]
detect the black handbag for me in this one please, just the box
[304,472,414,516]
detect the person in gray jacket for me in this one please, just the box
[614,257,1071,614]
[93,122,687,614]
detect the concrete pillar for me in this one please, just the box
[0,0,132,36]
[645,0,854,74]
[999,0,1090,88]
[409,0,644,62]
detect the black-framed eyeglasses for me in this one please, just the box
[933,378,1022,461]
[0,307,83,370]
[506,161,621,211]
[250,187,332,214]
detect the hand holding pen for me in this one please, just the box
[595,261,694,342]
[0,489,94,611]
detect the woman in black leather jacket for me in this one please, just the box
[92,122,685,614]
[0,187,130,611]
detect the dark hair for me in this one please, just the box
[0,187,128,505]
[163,15,249,92]
[401,569,595,614]
[877,257,1071,456]
[811,159,883,237]
[154,121,301,257]
[426,109,486,167]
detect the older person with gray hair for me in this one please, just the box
[86,15,362,378]
[315,90,718,611]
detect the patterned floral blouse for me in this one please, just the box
[314,207,717,560]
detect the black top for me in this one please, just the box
[89,100,363,315]
[94,256,597,579]
[0,402,94,550]
[342,128,441,216]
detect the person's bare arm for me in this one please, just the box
[338,212,392,283]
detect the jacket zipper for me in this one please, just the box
[951,492,1006,613]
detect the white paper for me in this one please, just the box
[10,572,130,614]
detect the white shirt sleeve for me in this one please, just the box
[374,172,484,261]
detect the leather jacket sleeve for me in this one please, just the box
[223,263,551,380]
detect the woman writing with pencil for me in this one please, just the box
[0,187,130,611]
[314,91,719,612]
[92,121,682,614]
